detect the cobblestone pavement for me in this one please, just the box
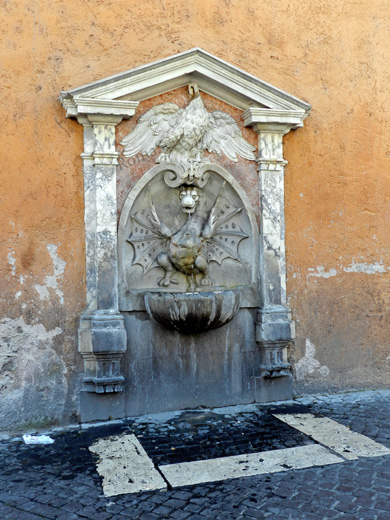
[1,390,390,520]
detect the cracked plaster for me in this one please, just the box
[307,261,389,278]
[0,317,67,431]
[34,244,66,305]
[295,339,330,381]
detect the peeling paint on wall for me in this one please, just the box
[7,250,16,276]
[295,339,330,381]
[307,266,337,278]
[0,317,67,431]
[307,261,389,278]
[343,262,386,274]
[34,244,66,304]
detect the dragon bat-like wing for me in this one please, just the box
[127,190,171,275]
[202,182,249,265]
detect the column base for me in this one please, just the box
[78,311,127,394]
[255,306,294,402]
[255,375,293,403]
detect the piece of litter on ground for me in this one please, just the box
[23,434,54,445]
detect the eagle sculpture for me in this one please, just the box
[120,84,256,164]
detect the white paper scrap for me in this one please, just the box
[23,434,54,445]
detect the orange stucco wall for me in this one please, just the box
[1,0,390,431]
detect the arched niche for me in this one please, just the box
[118,163,260,312]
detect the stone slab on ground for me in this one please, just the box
[160,444,343,487]
[1,390,390,519]
[89,434,167,496]
[275,412,390,460]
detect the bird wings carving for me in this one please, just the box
[201,110,256,162]
[120,94,256,163]
[120,103,183,159]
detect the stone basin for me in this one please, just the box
[144,290,240,334]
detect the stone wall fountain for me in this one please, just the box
[121,164,254,334]
[60,49,311,421]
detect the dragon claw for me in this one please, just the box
[157,277,170,287]
[157,276,178,287]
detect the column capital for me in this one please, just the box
[60,95,139,123]
[242,107,308,134]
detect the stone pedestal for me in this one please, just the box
[79,312,126,393]
[255,306,294,402]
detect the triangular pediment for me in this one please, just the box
[60,48,310,125]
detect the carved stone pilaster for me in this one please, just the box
[60,97,138,407]
[256,306,294,396]
[79,116,130,398]
[244,109,307,401]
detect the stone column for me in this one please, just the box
[78,114,126,396]
[243,109,307,402]
[60,97,138,420]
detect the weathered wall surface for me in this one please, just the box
[1,0,390,431]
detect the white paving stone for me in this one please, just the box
[89,434,166,496]
[160,444,343,488]
[274,413,390,460]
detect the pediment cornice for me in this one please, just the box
[60,48,310,129]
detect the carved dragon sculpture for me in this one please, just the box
[128,183,248,290]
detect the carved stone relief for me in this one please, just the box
[120,84,256,166]
[128,179,249,291]
[118,164,259,304]
[118,87,260,317]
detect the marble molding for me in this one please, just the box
[60,49,311,420]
